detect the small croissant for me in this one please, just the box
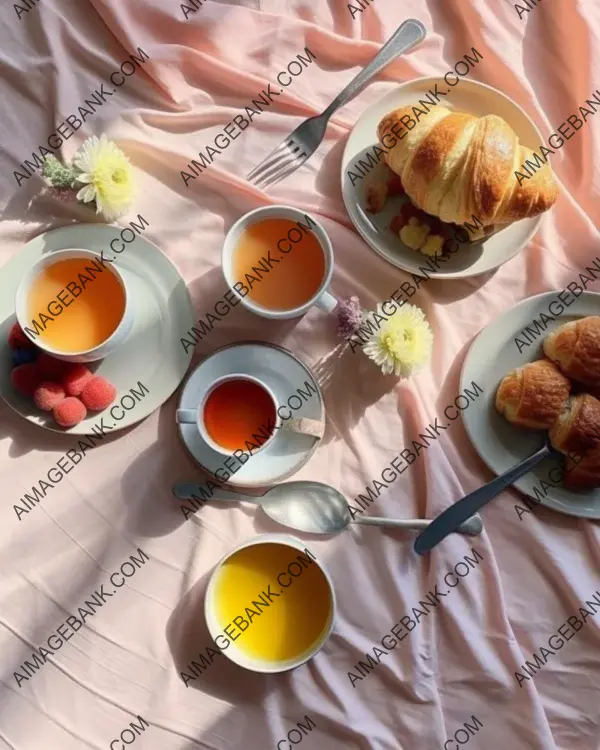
[549,393,600,453]
[543,316,600,387]
[377,105,558,229]
[495,359,571,430]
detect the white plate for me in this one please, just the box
[0,224,195,434]
[341,76,548,279]
[461,291,600,518]
[177,342,325,487]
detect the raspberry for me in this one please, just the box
[80,376,117,411]
[389,214,405,234]
[53,397,87,428]
[33,381,66,411]
[10,363,41,397]
[62,364,93,397]
[398,202,423,223]
[8,322,35,350]
[443,238,458,255]
[426,216,445,237]
[37,353,69,379]
[387,174,405,196]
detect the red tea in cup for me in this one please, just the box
[203,377,276,451]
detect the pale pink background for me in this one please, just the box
[1,0,600,748]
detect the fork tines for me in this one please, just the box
[247,138,308,189]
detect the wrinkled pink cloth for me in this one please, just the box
[1,1,600,748]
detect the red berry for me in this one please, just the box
[443,238,458,255]
[8,322,35,351]
[80,376,117,411]
[398,202,423,223]
[37,353,69,379]
[62,364,93,397]
[387,174,405,196]
[11,363,41,396]
[389,215,405,234]
[53,397,87,428]
[426,216,445,237]
[33,381,66,411]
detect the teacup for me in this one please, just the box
[222,205,338,320]
[175,373,324,455]
[15,248,133,363]
[204,533,336,673]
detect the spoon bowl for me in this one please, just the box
[173,479,483,536]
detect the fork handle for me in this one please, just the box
[323,19,426,120]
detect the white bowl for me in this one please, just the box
[204,533,336,673]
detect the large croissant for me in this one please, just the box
[377,105,558,227]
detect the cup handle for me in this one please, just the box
[176,409,197,424]
[314,291,338,314]
[281,416,325,440]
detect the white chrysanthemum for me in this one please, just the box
[73,134,134,221]
[362,302,434,377]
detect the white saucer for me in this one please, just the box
[0,223,195,434]
[177,342,325,487]
[341,77,547,279]
[461,291,600,519]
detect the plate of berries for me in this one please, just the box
[1,223,195,433]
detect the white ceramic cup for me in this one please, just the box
[221,204,338,320]
[15,248,133,363]
[175,373,324,455]
[204,533,336,673]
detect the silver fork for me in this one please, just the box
[247,18,426,190]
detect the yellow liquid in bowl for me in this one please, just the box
[214,543,333,663]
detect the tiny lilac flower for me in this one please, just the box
[336,296,363,338]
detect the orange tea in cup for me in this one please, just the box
[203,377,276,451]
[232,218,326,311]
[27,256,125,353]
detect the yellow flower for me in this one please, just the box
[362,302,433,377]
[73,134,134,221]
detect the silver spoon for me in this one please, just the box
[173,479,483,536]
[414,438,554,555]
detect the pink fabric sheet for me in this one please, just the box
[1,0,600,748]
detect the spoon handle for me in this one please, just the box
[172,482,261,504]
[353,517,432,529]
[352,516,481,535]
[414,442,553,555]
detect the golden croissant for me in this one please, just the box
[564,437,600,489]
[495,359,571,430]
[543,316,600,386]
[549,393,600,459]
[377,105,559,228]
